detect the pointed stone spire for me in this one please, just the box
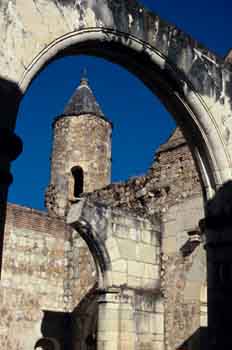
[63,70,105,118]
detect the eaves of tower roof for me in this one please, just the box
[63,75,105,119]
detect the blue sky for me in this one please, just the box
[9,0,230,210]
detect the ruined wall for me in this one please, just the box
[0,203,69,350]
[162,197,206,350]
[84,128,206,349]
[105,210,163,350]
[0,203,96,350]
[0,128,207,350]
[68,200,164,350]
[85,128,202,216]
[46,114,112,217]
[1,0,232,191]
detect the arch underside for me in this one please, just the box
[18,28,231,199]
[0,4,231,350]
[0,0,231,197]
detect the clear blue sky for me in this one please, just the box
[9,0,230,210]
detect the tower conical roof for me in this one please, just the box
[63,73,105,118]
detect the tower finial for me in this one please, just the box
[80,68,88,85]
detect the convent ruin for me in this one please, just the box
[2,74,206,350]
[0,1,232,350]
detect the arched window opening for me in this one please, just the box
[71,166,84,198]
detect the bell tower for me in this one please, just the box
[45,73,112,217]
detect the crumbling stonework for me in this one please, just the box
[1,0,232,195]
[0,124,206,350]
[0,69,209,350]
[80,128,205,350]
[67,199,163,350]
[1,1,232,349]
[85,128,202,217]
[225,49,232,65]
[1,203,69,349]
[1,203,96,350]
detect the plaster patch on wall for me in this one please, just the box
[221,114,232,144]
[0,0,82,82]
[79,0,114,27]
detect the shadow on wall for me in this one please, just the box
[177,327,208,350]
[35,303,98,350]
[35,310,72,350]
[71,287,98,350]
[0,78,23,276]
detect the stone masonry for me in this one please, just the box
[80,127,206,350]
[0,76,206,350]
[46,77,112,217]
[1,1,232,349]
[85,128,202,217]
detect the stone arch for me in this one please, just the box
[17,28,230,199]
[0,1,231,208]
[71,165,84,198]
[68,199,112,288]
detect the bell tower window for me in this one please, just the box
[71,166,84,197]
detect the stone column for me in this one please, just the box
[0,81,22,275]
[97,288,136,350]
[0,128,22,274]
[200,181,232,349]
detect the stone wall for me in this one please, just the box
[0,203,96,350]
[46,114,112,217]
[81,128,206,349]
[3,203,69,307]
[85,128,202,217]
[0,203,69,349]
[68,200,164,350]
[0,128,207,349]
[161,196,206,350]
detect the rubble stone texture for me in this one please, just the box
[0,109,206,350]
[46,77,112,217]
[71,128,206,350]
[2,0,231,347]
[1,0,232,190]
[86,128,202,217]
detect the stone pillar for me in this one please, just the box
[97,288,135,350]
[0,128,22,274]
[0,81,23,275]
[200,181,232,349]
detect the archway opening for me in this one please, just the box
[19,29,221,201]
[2,19,219,350]
[71,166,84,198]
[10,55,179,210]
